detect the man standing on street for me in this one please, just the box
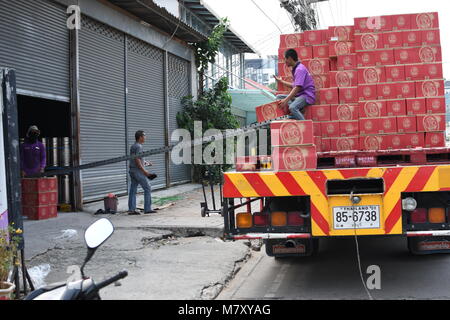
[274,49,316,120]
[20,125,46,177]
[128,130,156,215]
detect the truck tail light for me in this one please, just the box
[287,211,305,226]
[236,212,252,228]
[410,208,427,224]
[271,211,287,226]
[428,208,446,224]
[253,212,269,227]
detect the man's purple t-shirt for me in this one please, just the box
[20,141,46,176]
[292,62,316,105]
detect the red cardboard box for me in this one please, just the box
[297,46,314,60]
[329,41,355,57]
[395,82,416,99]
[329,57,338,72]
[313,122,322,136]
[426,97,446,114]
[271,145,317,171]
[337,54,357,70]
[339,87,359,104]
[280,33,303,48]
[425,132,446,148]
[385,65,406,82]
[387,100,407,116]
[312,75,330,90]
[303,58,330,75]
[313,45,329,59]
[405,65,424,81]
[417,114,446,132]
[418,46,442,63]
[355,33,384,51]
[359,101,387,118]
[421,29,441,45]
[22,205,58,220]
[360,118,381,135]
[394,48,417,64]
[277,76,293,92]
[402,30,422,47]
[278,48,286,64]
[392,14,412,31]
[331,104,359,121]
[382,134,404,150]
[377,83,397,100]
[403,133,425,149]
[310,105,331,121]
[278,63,292,77]
[397,116,417,133]
[423,63,443,80]
[21,177,58,193]
[416,80,445,98]
[319,88,339,105]
[406,98,426,115]
[270,120,315,146]
[329,26,355,41]
[304,105,312,120]
[383,32,403,48]
[411,12,439,30]
[380,117,398,134]
[329,70,358,88]
[22,192,58,206]
[360,135,384,151]
[330,137,359,151]
[358,84,378,101]
[256,101,287,122]
[354,16,392,33]
[339,121,359,137]
[358,67,386,84]
[357,51,376,67]
[304,30,326,45]
[374,49,395,66]
[320,121,340,137]
[320,138,331,152]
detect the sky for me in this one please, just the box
[204,0,450,78]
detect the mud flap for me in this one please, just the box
[264,238,319,258]
[408,236,450,255]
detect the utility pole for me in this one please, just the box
[279,0,329,32]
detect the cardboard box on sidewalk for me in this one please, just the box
[21,177,58,193]
[22,205,58,220]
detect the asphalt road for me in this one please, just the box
[218,236,450,300]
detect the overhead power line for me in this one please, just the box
[279,0,329,31]
[250,0,283,33]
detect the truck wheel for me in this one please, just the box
[201,207,206,217]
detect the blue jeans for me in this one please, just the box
[276,95,309,121]
[128,168,152,212]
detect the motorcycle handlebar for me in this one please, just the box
[95,270,128,291]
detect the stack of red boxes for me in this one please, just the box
[21,178,58,220]
[355,12,445,151]
[270,120,317,170]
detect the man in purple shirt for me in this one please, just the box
[20,125,46,177]
[274,49,316,120]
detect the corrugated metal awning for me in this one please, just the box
[107,0,208,43]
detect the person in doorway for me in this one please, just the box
[20,125,46,177]
[128,130,156,215]
[274,49,316,120]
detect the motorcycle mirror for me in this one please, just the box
[85,218,114,249]
[80,218,114,278]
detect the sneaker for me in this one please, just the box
[128,210,141,215]
[144,210,157,214]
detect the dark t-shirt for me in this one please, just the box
[129,142,144,169]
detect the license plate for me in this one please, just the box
[333,205,381,230]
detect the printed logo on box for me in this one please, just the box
[408,32,418,43]
[412,101,421,111]
[282,147,306,170]
[309,59,324,74]
[402,84,411,95]
[335,27,350,41]
[280,122,306,145]
[318,47,326,57]
[410,66,420,77]
[337,105,352,121]
[422,81,439,97]
[325,91,333,101]
[343,56,353,67]
[262,103,277,121]
[388,34,398,45]
[392,102,402,113]
[382,119,392,129]
[327,123,337,134]
[428,65,438,77]
[363,86,373,97]
[344,89,354,100]
[364,120,374,131]
[380,51,390,63]
[403,118,413,129]
[286,34,299,48]
[313,76,324,89]
[337,138,354,151]
[423,115,441,131]
[361,34,378,50]
[362,53,371,64]
[400,50,409,61]
[336,42,351,55]
[397,16,406,27]
[390,67,400,78]
[364,68,380,84]
[300,47,309,58]
[431,134,440,145]
[336,71,351,87]
[420,47,436,63]
[364,136,381,150]
[416,13,435,29]
[411,134,420,146]
[364,102,381,118]
[382,85,392,96]
[392,136,402,148]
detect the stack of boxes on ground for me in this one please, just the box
[21,177,58,220]
[254,12,444,171]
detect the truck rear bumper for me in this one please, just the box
[407,230,450,237]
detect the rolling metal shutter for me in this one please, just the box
[79,16,127,201]
[126,36,166,189]
[168,53,191,184]
[0,0,69,101]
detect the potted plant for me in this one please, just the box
[0,224,21,300]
